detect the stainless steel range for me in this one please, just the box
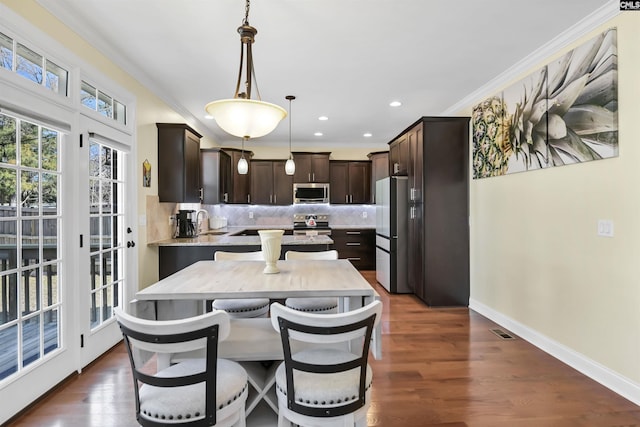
[292,213,331,235]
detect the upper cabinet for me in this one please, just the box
[329,161,371,204]
[367,151,389,203]
[292,152,330,183]
[389,133,409,176]
[223,148,253,204]
[200,148,231,204]
[157,123,202,203]
[250,160,293,205]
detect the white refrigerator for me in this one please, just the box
[375,176,410,293]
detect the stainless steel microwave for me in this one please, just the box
[293,183,330,204]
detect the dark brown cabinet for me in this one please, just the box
[330,228,375,270]
[389,133,409,176]
[393,117,470,307]
[329,161,371,204]
[292,152,330,183]
[157,123,202,203]
[367,151,389,202]
[200,148,231,204]
[223,148,253,204]
[250,160,293,205]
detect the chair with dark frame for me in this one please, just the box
[269,300,382,427]
[115,308,249,427]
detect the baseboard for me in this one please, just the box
[469,298,640,406]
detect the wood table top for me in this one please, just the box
[136,259,375,300]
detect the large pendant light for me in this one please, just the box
[284,95,296,176]
[205,0,286,139]
[238,137,249,175]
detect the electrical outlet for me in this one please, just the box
[362,211,367,219]
[249,212,254,219]
[597,219,614,237]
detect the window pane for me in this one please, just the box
[16,43,43,85]
[43,308,59,355]
[90,254,100,290]
[101,146,112,179]
[81,81,97,111]
[0,324,18,379]
[112,248,122,282]
[0,32,12,71]
[0,273,18,324]
[114,100,126,125]
[89,142,100,177]
[0,114,17,165]
[41,128,58,172]
[21,171,40,214]
[45,60,68,96]
[103,251,111,286]
[102,216,112,249]
[90,288,102,329]
[20,121,39,168]
[41,172,58,216]
[21,267,40,314]
[0,220,17,272]
[22,315,41,367]
[0,167,17,207]
[42,219,58,261]
[101,182,112,213]
[22,219,40,265]
[42,263,58,307]
[97,91,113,119]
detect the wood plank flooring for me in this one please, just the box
[8,271,640,426]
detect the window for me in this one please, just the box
[81,80,127,125]
[0,31,68,97]
[0,112,62,381]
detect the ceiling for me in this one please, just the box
[36,0,613,151]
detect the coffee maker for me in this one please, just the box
[175,210,196,238]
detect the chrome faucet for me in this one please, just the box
[195,209,209,236]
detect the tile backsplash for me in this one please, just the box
[207,204,376,227]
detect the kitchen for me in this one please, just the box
[2,1,640,425]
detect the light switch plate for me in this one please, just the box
[597,219,614,237]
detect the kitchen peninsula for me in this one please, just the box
[149,227,333,279]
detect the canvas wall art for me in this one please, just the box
[473,28,618,179]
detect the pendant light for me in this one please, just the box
[205,0,286,139]
[238,137,249,175]
[284,95,296,176]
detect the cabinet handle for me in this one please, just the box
[410,206,415,219]
[308,173,311,182]
[312,172,315,181]
[346,242,361,246]
[223,193,228,203]
[345,195,349,203]
[247,194,250,204]
[270,194,273,204]
[347,257,361,261]
[274,194,277,204]
[350,195,353,203]
[346,231,361,235]
[199,188,203,202]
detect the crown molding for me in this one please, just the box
[442,0,621,115]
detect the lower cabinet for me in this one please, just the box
[159,244,330,279]
[330,228,375,270]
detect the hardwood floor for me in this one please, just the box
[8,271,640,426]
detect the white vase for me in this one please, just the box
[258,229,284,274]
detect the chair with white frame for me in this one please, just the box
[115,308,249,427]
[270,300,382,427]
[284,250,339,313]
[212,251,271,318]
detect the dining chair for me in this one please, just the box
[269,300,382,427]
[212,251,270,318]
[284,250,339,313]
[114,308,248,427]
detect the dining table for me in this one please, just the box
[132,258,382,426]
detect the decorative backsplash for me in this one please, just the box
[146,196,377,243]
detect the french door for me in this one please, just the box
[78,127,134,367]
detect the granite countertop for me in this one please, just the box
[149,227,333,247]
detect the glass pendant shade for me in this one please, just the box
[237,156,249,175]
[285,157,295,175]
[205,99,287,139]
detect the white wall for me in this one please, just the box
[466,12,640,401]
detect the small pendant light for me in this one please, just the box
[284,95,296,175]
[238,137,249,175]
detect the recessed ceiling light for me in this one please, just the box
[389,101,402,107]
[363,133,372,137]
[204,114,214,119]
[318,116,329,121]
[314,132,323,137]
